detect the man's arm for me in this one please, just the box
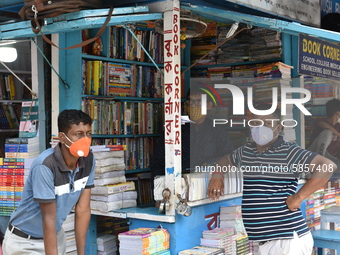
[208,154,233,201]
[74,188,91,255]
[40,202,58,255]
[286,155,336,211]
[318,121,340,137]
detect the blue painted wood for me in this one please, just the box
[85,214,97,255]
[81,95,164,101]
[82,54,189,70]
[58,31,83,110]
[0,11,162,40]
[129,197,242,254]
[312,229,340,252]
[182,5,340,43]
[0,0,23,7]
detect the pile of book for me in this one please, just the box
[97,216,129,247]
[62,213,76,255]
[0,158,24,216]
[200,227,235,252]
[90,146,137,212]
[4,136,39,159]
[118,227,170,255]
[217,26,281,64]
[178,246,224,254]
[97,234,118,255]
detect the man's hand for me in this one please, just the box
[286,194,303,211]
[208,174,224,201]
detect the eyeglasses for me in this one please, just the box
[186,99,202,107]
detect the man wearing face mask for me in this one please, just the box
[308,98,340,174]
[208,104,336,255]
[3,109,95,255]
[150,86,234,187]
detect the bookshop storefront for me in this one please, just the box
[1,0,340,254]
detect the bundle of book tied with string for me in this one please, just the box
[118,227,170,255]
[90,145,137,212]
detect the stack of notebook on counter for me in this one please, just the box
[178,246,225,254]
[97,234,118,255]
[90,146,137,212]
[118,227,170,255]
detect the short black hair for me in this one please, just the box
[187,85,214,104]
[326,99,340,118]
[251,103,281,119]
[58,109,92,133]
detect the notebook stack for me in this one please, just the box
[118,227,170,255]
[97,234,118,255]
[201,227,235,253]
[62,213,76,255]
[179,246,225,254]
[0,158,24,216]
[90,147,137,212]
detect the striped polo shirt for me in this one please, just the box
[230,136,317,242]
[10,143,95,238]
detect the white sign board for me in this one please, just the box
[227,0,320,27]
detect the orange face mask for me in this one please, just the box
[63,133,91,157]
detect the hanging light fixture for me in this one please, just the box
[0,46,18,63]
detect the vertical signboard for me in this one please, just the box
[163,0,182,216]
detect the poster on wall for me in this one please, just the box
[227,0,320,27]
[298,34,340,81]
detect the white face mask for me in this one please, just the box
[251,125,279,146]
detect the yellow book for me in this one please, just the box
[92,61,101,95]
[8,75,16,100]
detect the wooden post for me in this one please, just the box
[163,0,182,216]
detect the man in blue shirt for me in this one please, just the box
[3,109,95,255]
[208,106,336,255]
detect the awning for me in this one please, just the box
[0,6,162,40]
[181,3,340,43]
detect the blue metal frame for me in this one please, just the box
[182,4,340,43]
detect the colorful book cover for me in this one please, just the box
[19,99,39,138]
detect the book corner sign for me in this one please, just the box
[298,34,340,81]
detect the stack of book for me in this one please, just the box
[90,148,137,212]
[118,227,170,255]
[200,227,235,252]
[217,26,281,64]
[96,216,129,244]
[220,206,246,233]
[305,187,325,231]
[0,158,24,216]
[4,136,39,159]
[62,213,76,255]
[178,246,225,255]
[97,234,118,255]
